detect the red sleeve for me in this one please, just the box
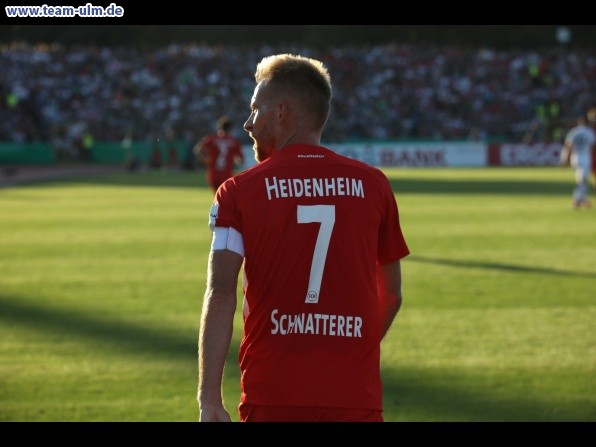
[377,175,410,265]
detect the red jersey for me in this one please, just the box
[201,134,243,188]
[211,144,410,410]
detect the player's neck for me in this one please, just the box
[278,130,321,150]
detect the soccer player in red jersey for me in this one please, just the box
[198,54,410,422]
[195,115,244,193]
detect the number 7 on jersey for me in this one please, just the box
[297,205,335,304]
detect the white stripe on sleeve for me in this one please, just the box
[211,226,245,257]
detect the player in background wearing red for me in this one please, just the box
[195,115,244,193]
[197,54,410,422]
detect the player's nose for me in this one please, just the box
[243,117,252,133]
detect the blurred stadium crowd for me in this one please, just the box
[1,42,594,151]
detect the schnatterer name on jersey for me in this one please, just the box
[270,308,363,338]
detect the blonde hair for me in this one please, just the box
[255,53,332,129]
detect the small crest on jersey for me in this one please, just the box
[306,290,319,303]
[209,202,219,230]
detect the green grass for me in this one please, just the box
[0,167,594,421]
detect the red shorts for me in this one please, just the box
[238,402,383,422]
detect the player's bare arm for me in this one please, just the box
[376,260,403,340]
[198,248,243,421]
[560,141,572,166]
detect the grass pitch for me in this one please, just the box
[0,166,594,421]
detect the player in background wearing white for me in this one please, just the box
[197,54,410,422]
[587,107,596,191]
[560,112,596,209]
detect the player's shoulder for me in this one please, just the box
[319,147,395,194]
[327,147,387,176]
[576,125,596,138]
[231,157,270,180]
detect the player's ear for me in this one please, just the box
[276,100,290,123]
